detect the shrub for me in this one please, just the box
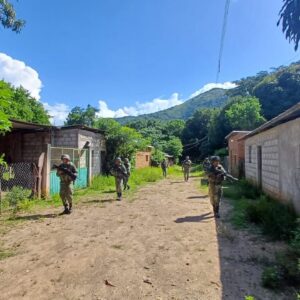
[262,266,284,289]
[245,195,297,241]
[5,186,31,214]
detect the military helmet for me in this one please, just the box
[210,156,220,162]
[124,158,129,163]
[115,157,122,162]
[61,154,71,161]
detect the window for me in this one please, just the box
[145,155,149,162]
[248,146,252,163]
[91,150,94,167]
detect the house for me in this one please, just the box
[135,146,153,169]
[0,119,106,197]
[225,131,250,178]
[242,102,300,213]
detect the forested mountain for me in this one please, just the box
[116,88,228,124]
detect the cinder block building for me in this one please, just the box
[242,103,300,213]
[0,119,106,197]
[225,131,250,178]
[135,146,153,169]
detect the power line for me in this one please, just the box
[216,0,231,83]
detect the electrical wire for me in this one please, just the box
[216,0,231,83]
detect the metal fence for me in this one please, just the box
[0,162,37,193]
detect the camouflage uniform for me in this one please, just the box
[207,163,226,218]
[161,160,167,178]
[123,159,131,190]
[182,158,192,181]
[111,161,127,200]
[56,161,77,213]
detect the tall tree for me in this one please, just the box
[224,96,266,130]
[65,105,98,126]
[0,0,25,32]
[278,0,300,50]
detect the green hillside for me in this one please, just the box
[116,88,228,124]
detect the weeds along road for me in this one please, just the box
[0,177,291,300]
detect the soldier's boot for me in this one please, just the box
[123,184,127,191]
[127,184,130,190]
[68,203,72,214]
[117,192,122,201]
[61,205,69,215]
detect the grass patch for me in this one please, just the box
[224,180,300,292]
[0,248,14,260]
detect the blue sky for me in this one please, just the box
[0,0,298,124]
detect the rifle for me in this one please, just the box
[53,164,77,181]
[216,166,238,182]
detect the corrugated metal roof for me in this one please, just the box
[225,131,251,140]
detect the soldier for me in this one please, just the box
[56,154,77,214]
[110,157,127,200]
[207,156,237,218]
[161,158,168,178]
[123,158,131,190]
[182,156,192,182]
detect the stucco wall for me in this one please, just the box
[245,118,300,213]
[135,151,151,169]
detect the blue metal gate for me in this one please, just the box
[50,147,88,196]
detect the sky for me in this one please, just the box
[0,0,298,124]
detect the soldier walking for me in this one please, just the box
[161,158,168,178]
[182,156,192,182]
[123,158,131,190]
[110,157,127,200]
[207,156,237,218]
[56,154,77,214]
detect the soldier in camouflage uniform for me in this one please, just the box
[123,158,131,190]
[182,156,192,182]
[56,154,77,214]
[161,159,168,178]
[207,156,237,218]
[110,157,127,200]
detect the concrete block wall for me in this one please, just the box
[245,118,300,213]
[22,132,51,163]
[78,130,106,176]
[52,129,79,148]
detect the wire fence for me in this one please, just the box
[0,162,37,193]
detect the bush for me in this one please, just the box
[5,186,31,214]
[262,266,284,289]
[245,195,297,241]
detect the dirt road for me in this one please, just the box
[0,178,292,300]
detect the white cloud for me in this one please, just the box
[96,93,184,118]
[0,53,42,100]
[189,82,237,98]
[43,102,70,125]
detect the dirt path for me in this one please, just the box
[0,178,292,300]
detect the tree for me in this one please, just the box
[224,96,265,130]
[0,0,25,32]
[65,105,98,126]
[162,137,183,162]
[93,118,149,167]
[0,82,50,124]
[278,0,300,50]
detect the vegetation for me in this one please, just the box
[0,0,25,33]
[65,105,98,127]
[223,181,300,291]
[0,81,50,124]
[4,186,31,215]
[117,88,228,123]
[278,0,300,50]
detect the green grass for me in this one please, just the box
[224,180,300,292]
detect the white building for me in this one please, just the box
[242,102,300,214]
